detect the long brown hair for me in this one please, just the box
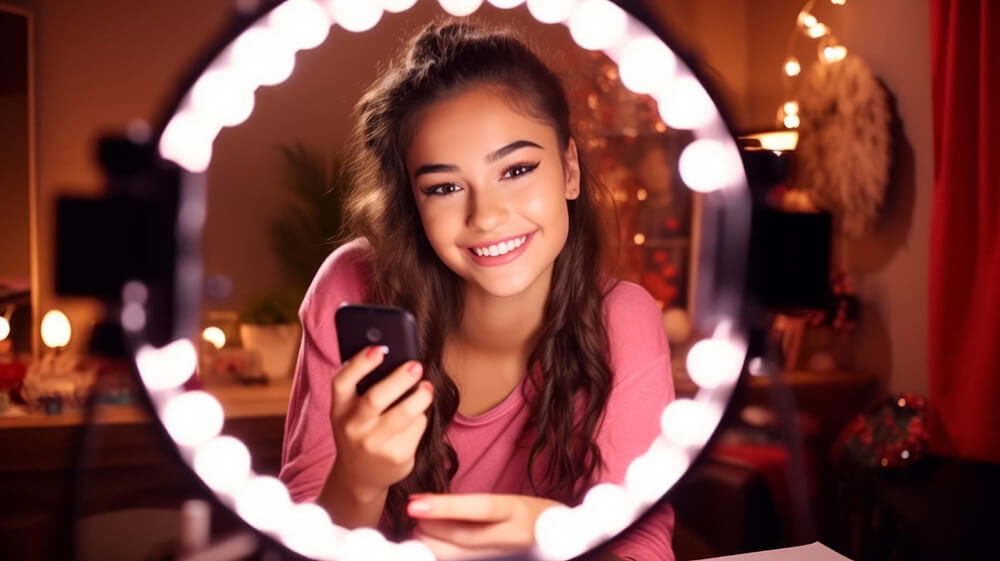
[341,20,618,538]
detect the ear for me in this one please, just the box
[564,138,581,200]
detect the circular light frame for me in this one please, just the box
[127,1,752,559]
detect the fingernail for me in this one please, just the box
[408,500,430,515]
[408,362,423,377]
[366,346,385,360]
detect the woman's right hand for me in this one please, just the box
[326,346,434,506]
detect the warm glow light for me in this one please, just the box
[339,527,393,561]
[797,11,818,28]
[807,23,829,38]
[625,438,689,504]
[679,139,744,193]
[784,114,801,128]
[633,233,646,245]
[137,338,197,391]
[268,0,332,51]
[831,0,846,5]
[619,35,677,95]
[657,74,718,130]
[162,391,225,447]
[326,0,383,32]
[568,0,628,51]
[783,101,799,115]
[202,326,227,350]
[279,503,337,558]
[41,310,71,349]
[231,27,296,87]
[394,540,436,561]
[235,476,293,533]
[526,0,576,24]
[488,0,525,7]
[194,436,251,494]
[784,58,801,77]
[159,109,219,173]
[687,338,744,389]
[581,483,637,538]
[438,0,484,17]
[190,70,256,128]
[383,0,418,12]
[636,188,648,201]
[823,44,848,62]
[534,506,584,560]
[660,399,720,447]
[740,131,799,151]
[121,302,146,332]
[0,316,10,342]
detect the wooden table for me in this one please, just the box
[0,379,293,561]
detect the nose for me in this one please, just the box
[466,187,509,232]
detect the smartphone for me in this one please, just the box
[335,303,421,396]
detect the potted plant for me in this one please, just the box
[239,290,301,380]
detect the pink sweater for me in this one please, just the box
[280,239,676,560]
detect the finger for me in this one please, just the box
[372,380,433,437]
[351,361,424,422]
[407,494,511,522]
[382,412,428,460]
[416,519,510,549]
[331,346,386,412]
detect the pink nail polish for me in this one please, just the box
[408,362,423,377]
[408,500,430,515]
[366,346,384,360]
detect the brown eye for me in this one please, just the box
[423,183,462,196]
[502,161,540,180]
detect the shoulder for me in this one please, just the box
[299,237,373,330]
[602,280,671,376]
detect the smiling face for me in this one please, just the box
[406,86,580,300]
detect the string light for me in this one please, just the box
[437,0,484,17]
[569,0,628,51]
[784,58,801,76]
[0,316,10,342]
[784,113,801,128]
[806,22,829,38]
[831,0,846,5]
[202,326,227,349]
[783,101,799,115]
[40,310,71,349]
[797,11,818,28]
[823,44,847,62]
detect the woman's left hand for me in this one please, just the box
[407,493,564,560]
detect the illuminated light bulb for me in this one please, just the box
[41,310,71,349]
[268,0,332,51]
[624,438,689,504]
[339,527,392,561]
[437,0,484,17]
[784,114,801,128]
[619,35,677,95]
[660,399,719,447]
[581,483,637,537]
[162,391,224,447]
[121,302,146,332]
[633,233,646,245]
[194,436,251,494]
[231,27,296,87]
[279,503,337,558]
[637,188,648,201]
[394,540,436,561]
[657,74,717,130]
[823,44,848,62]
[235,476,293,533]
[159,110,219,173]
[784,58,801,76]
[202,326,227,350]
[569,0,628,51]
[0,316,9,342]
[527,0,575,24]
[122,280,148,304]
[137,338,197,391]
[831,0,846,5]
[797,11,818,28]
[534,505,585,560]
[488,0,524,8]
[326,0,383,32]
[686,338,745,389]
[679,139,744,193]
[807,23,829,38]
[783,101,799,115]
[190,70,256,128]
[383,0,419,12]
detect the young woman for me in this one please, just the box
[280,21,676,560]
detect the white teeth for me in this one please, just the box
[472,235,528,257]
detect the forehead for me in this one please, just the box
[406,86,558,167]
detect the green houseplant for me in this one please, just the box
[239,143,350,379]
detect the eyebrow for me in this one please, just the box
[413,140,543,178]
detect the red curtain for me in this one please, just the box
[928,0,1000,463]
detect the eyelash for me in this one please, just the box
[422,161,541,196]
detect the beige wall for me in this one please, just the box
[27,0,932,393]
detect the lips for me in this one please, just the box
[465,230,536,267]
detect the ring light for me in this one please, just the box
[123,1,751,559]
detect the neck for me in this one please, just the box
[453,269,553,359]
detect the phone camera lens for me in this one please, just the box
[365,327,382,342]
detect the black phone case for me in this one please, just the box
[335,304,421,396]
